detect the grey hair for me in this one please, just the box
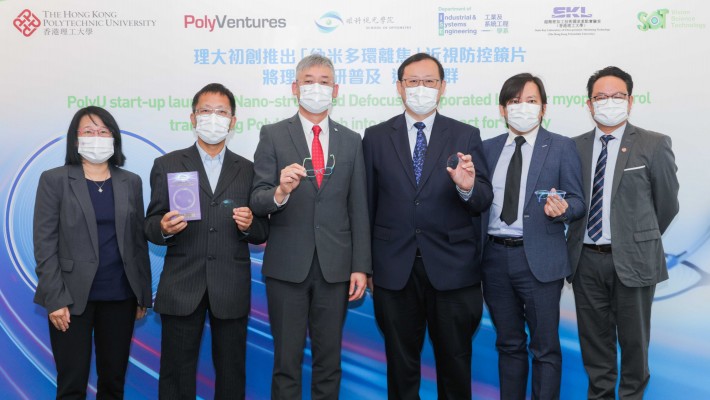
[296,54,335,76]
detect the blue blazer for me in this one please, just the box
[363,113,493,291]
[482,128,586,282]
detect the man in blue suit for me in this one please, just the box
[363,53,493,399]
[481,73,585,400]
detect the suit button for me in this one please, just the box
[211,202,218,207]
[415,229,421,234]
[207,256,215,261]
[415,200,420,206]
[209,227,216,232]
[315,225,320,229]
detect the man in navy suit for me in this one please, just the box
[363,53,493,399]
[481,73,585,400]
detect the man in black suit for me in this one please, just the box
[250,54,371,400]
[145,83,268,399]
[363,53,493,399]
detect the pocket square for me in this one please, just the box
[624,165,646,171]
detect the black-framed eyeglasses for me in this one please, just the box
[590,93,629,105]
[401,78,441,88]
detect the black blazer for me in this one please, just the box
[33,165,152,315]
[145,144,268,319]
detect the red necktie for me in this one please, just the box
[311,125,324,187]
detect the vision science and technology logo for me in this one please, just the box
[536,5,610,36]
[183,14,287,31]
[637,8,706,31]
[12,8,156,37]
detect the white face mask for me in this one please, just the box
[299,84,334,114]
[405,86,440,115]
[593,101,629,127]
[78,136,114,164]
[506,102,542,133]
[195,113,231,145]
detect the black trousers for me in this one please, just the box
[482,240,564,400]
[573,247,655,400]
[159,292,248,400]
[374,257,483,400]
[265,253,349,400]
[49,298,137,400]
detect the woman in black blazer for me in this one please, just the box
[33,106,152,399]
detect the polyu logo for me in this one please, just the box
[315,12,343,33]
[13,9,41,37]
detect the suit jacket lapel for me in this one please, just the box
[213,149,241,199]
[524,128,552,210]
[182,144,213,197]
[611,123,637,201]
[318,118,340,192]
[418,112,450,192]
[486,134,507,173]
[68,165,99,258]
[389,114,417,189]
[287,114,318,192]
[578,130,596,207]
[111,167,128,259]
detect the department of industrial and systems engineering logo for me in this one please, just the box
[13,9,41,37]
[315,11,343,33]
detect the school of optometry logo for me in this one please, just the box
[13,9,41,37]
[315,11,343,33]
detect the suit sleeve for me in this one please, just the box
[362,128,377,233]
[651,135,679,234]
[250,125,282,217]
[348,137,372,274]
[33,171,73,313]
[132,175,153,308]
[557,138,586,223]
[466,126,493,214]
[144,158,172,245]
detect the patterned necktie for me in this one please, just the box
[311,125,325,187]
[413,122,427,185]
[500,136,526,225]
[587,135,615,241]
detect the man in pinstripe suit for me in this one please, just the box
[145,83,269,399]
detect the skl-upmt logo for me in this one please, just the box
[637,9,669,31]
[13,9,41,37]
[315,12,343,33]
[552,7,592,18]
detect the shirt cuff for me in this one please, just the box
[456,185,473,201]
[274,193,290,207]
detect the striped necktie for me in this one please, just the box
[587,134,614,241]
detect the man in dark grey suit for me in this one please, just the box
[145,83,268,399]
[250,54,371,400]
[567,66,679,400]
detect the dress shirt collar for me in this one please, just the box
[505,125,539,147]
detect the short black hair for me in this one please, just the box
[586,66,633,98]
[397,53,445,81]
[499,73,548,106]
[192,83,236,115]
[65,106,125,166]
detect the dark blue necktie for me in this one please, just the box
[413,122,427,185]
[587,135,615,242]
[500,136,526,225]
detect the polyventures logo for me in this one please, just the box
[315,11,343,33]
[184,14,287,31]
[13,9,41,37]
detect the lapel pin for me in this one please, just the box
[622,147,627,153]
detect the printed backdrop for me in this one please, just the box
[1,1,709,399]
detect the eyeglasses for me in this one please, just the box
[78,127,112,137]
[401,78,441,88]
[297,79,335,86]
[303,154,335,177]
[195,108,233,118]
[590,93,629,105]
